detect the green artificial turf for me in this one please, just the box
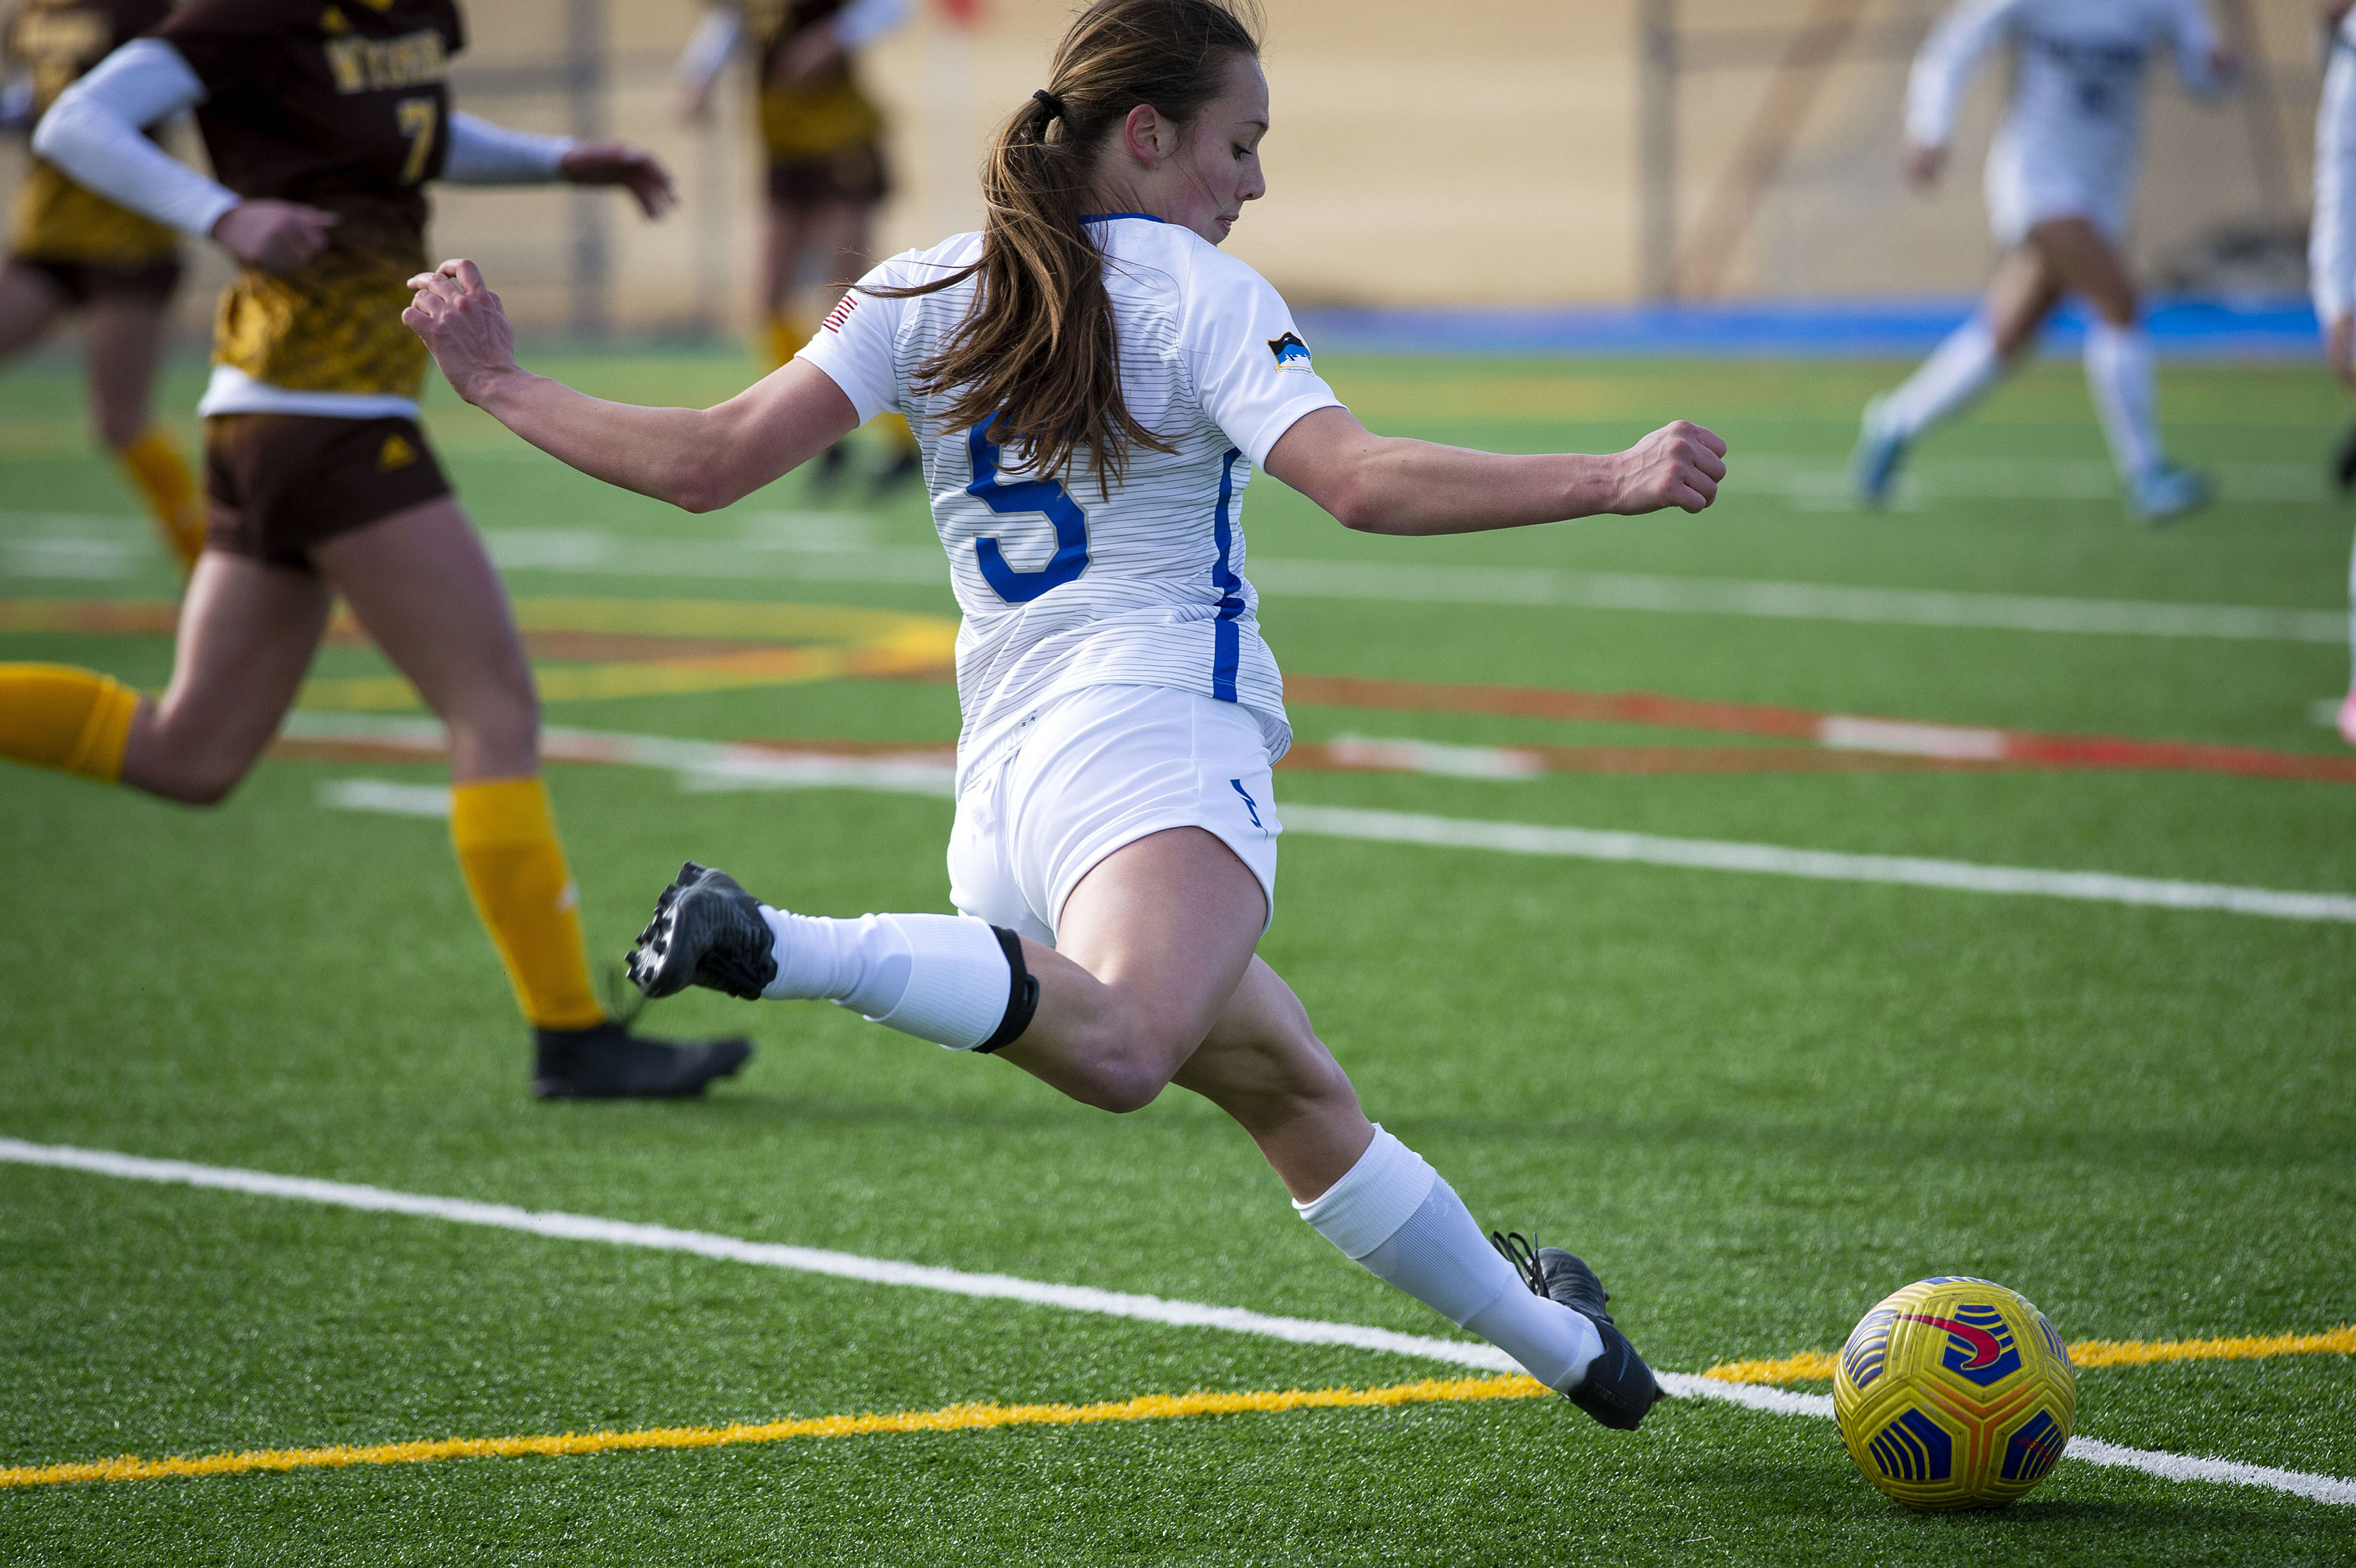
[3,346,2353,1565]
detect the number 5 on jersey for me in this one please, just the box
[967,418,1090,603]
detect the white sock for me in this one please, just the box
[2086,320,2163,481]
[1877,317,2002,439]
[1294,1126,1603,1392]
[2347,526,2356,692]
[759,907,1011,1050]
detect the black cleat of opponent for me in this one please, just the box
[531,1020,752,1099]
[626,861,779,1001]
[2334,425,2356,494]
[1492,1231,1667,1432]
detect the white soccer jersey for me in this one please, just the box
[797,214,1342,789]
[2313,11,2356,326]
[1906,0,2224,244]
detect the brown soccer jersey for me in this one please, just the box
[747,0,882,164]
[156,0,462,399]
[5,0,178,264]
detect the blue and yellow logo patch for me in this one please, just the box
[1266,331,1312,373]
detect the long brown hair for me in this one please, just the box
[871,0,1261,490]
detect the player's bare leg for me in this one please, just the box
[628,828,1663,1428]
[85,295,205,574]
[1984,245,2066,360]
[1852,247,2062,507]
[118,554,333,803]
[2026,216,2205,521]
[760,200,855,489]
[316,498,751,1097]
[0,261,64,358]
[313,498,540,783]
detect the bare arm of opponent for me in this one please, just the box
[404,258,856,511]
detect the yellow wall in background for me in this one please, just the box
[0,0,2330,335]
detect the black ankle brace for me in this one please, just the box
[974,926,1039,1054]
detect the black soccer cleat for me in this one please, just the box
[2334,425,2356,494]
[531,1019,752,1100]
[626,861,779,1001]
[1492,1231,1667,1432]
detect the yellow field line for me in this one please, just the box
[0,1375,1552,1490]
[1704,1325,2356,1385]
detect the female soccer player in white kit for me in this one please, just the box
[1853,0,2232,522]
[404,0,1728,1431]
[2310,0,2356,746]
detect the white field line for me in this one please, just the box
[482,525,2350,645]
[291,713,2356,925]
[1242,560,2350,645]
[1280,806,2356,925]
[1,1137,2346,1506]
[317,779,454,817]
[283,713,958,800]
[2,508,2340,643]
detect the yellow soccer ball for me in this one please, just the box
[1833,1276,2077,1510]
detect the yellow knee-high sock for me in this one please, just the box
[117,430,205,575]
[450,776,606,1032]
[876,412,919,456]
[0,664,138,781]
[765,311,817,372]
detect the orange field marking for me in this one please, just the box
[9,597,2352,781]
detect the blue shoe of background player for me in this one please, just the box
[1849,397,1908,508]
[2127,463,2209,526]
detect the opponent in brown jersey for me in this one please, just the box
[677,0,918,491]
[1,0,203,571]
[1,0,754,1099]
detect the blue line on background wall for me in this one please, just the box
[1292,296,2320,360]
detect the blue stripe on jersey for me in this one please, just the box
[1080,212,1167,223]
[1210,447,1244,703]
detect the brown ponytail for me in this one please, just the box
[870,0,1261,491]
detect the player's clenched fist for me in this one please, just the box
[1609,419,1728,514]
[403,259,517,406]
[209,200,338,276]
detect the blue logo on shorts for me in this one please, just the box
[1230,779,1263,827]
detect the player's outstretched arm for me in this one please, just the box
[1263,404,1725,536]
[404,259,855,511]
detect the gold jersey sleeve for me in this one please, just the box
[744,0,882,162]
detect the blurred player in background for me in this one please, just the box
[676,0,919,493]
[1853,0,2234,523]
[412,0,1732,1429]
[2310,0,2356,745]
[1,0,202,573]
[0,0,751,1099]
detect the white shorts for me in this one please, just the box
[946,683,1282,948]
[1984,126,2132,247]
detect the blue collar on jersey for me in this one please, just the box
[1079,211,1166,223]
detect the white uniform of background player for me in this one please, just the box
[1853,0,2232,521]
[2309,1,2356,745]
[798,213,1318,944]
